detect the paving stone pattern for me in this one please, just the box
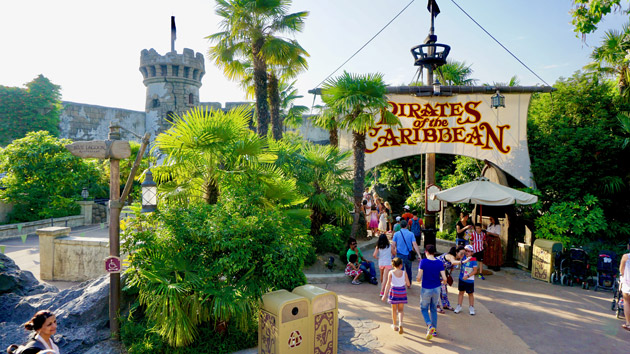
[338,317,382,352]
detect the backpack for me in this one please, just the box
[410,218,422,238]
[7,338,46,354]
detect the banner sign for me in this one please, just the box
[340,93,534,187]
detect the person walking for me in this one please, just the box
[373,233,396,296]
[391,220,421,287]
[416,244,447,340]
[381,257,409,334]
[619,240,630,331]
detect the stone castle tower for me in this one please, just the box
[139,47,205,134]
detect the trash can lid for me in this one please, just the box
[261,289,307,316]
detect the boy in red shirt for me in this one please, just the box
[469,223,487,280]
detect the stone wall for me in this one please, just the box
[53,236,109,281]
[92,203,108,225]
[0,215,84,241]
[59,101,146,142]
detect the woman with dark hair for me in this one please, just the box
[8,310,60,353]
[484,216,503,271]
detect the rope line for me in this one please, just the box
[450,0,551,86]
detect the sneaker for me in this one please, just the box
[433,331,438,337]
[379,291,384,297]
[391,324,399,331]
[351,280,361,285]
[478,274,485,280]
[399,325,404,335]
[454,305,462,314]
[371,277,379,285]
[469,306,476,315]
[426,326,435,340]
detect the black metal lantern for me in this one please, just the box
[81,187,89,200]
[433,78,441,95]
[141,169,157,213]
[491,90,505,109]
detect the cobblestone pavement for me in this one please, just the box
[338,317,382,352]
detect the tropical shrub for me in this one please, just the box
[122,194,310,348]
[313,224,346,254]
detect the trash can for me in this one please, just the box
[259,289,310,354]
[531,239,563,282]
[422,228,437,248]
[292,285,338,354]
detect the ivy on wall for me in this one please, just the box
[0,75,61,146]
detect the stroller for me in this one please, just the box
[612,277,625,319]
[561,247,590,289]
[594,250,617,292]
[551,249,570,285]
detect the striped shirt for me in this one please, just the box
[470,231,485,253]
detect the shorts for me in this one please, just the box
[458,280,475,294]
[473,250,484,261]
[622,281,630,295]
[379,265,392,270]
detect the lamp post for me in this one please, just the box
[141,169,157,213]
[81,187,89,201]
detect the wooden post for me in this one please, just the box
[108,124,122,338]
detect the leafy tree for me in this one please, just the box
[153,106,300,207]
[528,72,630,241]
[312,105,340,148]
[321,72,399,237]
[0,131,104,222]
[208,0,308,138]
[278,80,309,129]
[571,0,628,36]
[584,22,630,99]
[0,75,61,146]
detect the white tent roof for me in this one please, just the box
[430,177,538,206]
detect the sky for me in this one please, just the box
[0,0,627,112]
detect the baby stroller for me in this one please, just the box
[594,250,617,292]
[551,249,570,285]
[561,247,590,289]
[612,277,625,319]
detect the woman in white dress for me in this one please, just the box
[619,242,630,331]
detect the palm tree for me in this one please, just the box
[321,72,399,237]
[278,80,309,130]
[312,105,340,148]
[585,23,630,99]
[272,139,352,236]
[207,0,308,137]
[435,60,477,86]
[153,106,299,206]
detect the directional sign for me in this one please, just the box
[65,140,131,159]
[105,256,122,273]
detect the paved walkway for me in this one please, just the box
[3,230,628,353]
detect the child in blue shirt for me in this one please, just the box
[454,245,478,315]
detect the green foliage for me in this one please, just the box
[404,190,425,215]
[571,0,626,36]
[122,195,310,347]
[439,156,482,190]
[100,141,154,202]
[0,75,61,146]
[313,224,346,254]
[437,230,456,241]
[0,131,105,222]
[120,308,257,354]
[534,195,607,246]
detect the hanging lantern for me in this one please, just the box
[491,90,505,109]
[141,169,157,213]
[433,78,441,95]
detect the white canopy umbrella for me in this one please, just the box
[430,177,538,206]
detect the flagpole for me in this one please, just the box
[171,16,176,53]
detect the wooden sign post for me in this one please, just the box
[65,123,150,339]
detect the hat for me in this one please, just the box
[464,245,474,252]
[396,216,401,221]
[403,205,410,210]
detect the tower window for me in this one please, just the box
[172,65,179,77]
[152,99,160,108]
[192,69,199,80]
[140,67,148,79]
[184,67,190,78]
[160,65,167,76]
[189,93,194,104]
[150,66,156,77]
[166,111,175,123]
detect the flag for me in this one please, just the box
[171,16,176,42]
[427,0,440,17]
[17,224,22,232]
[80,232,86,237]
[21,234,27,243]
[0,246,5,254]
[100,223,105,229]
